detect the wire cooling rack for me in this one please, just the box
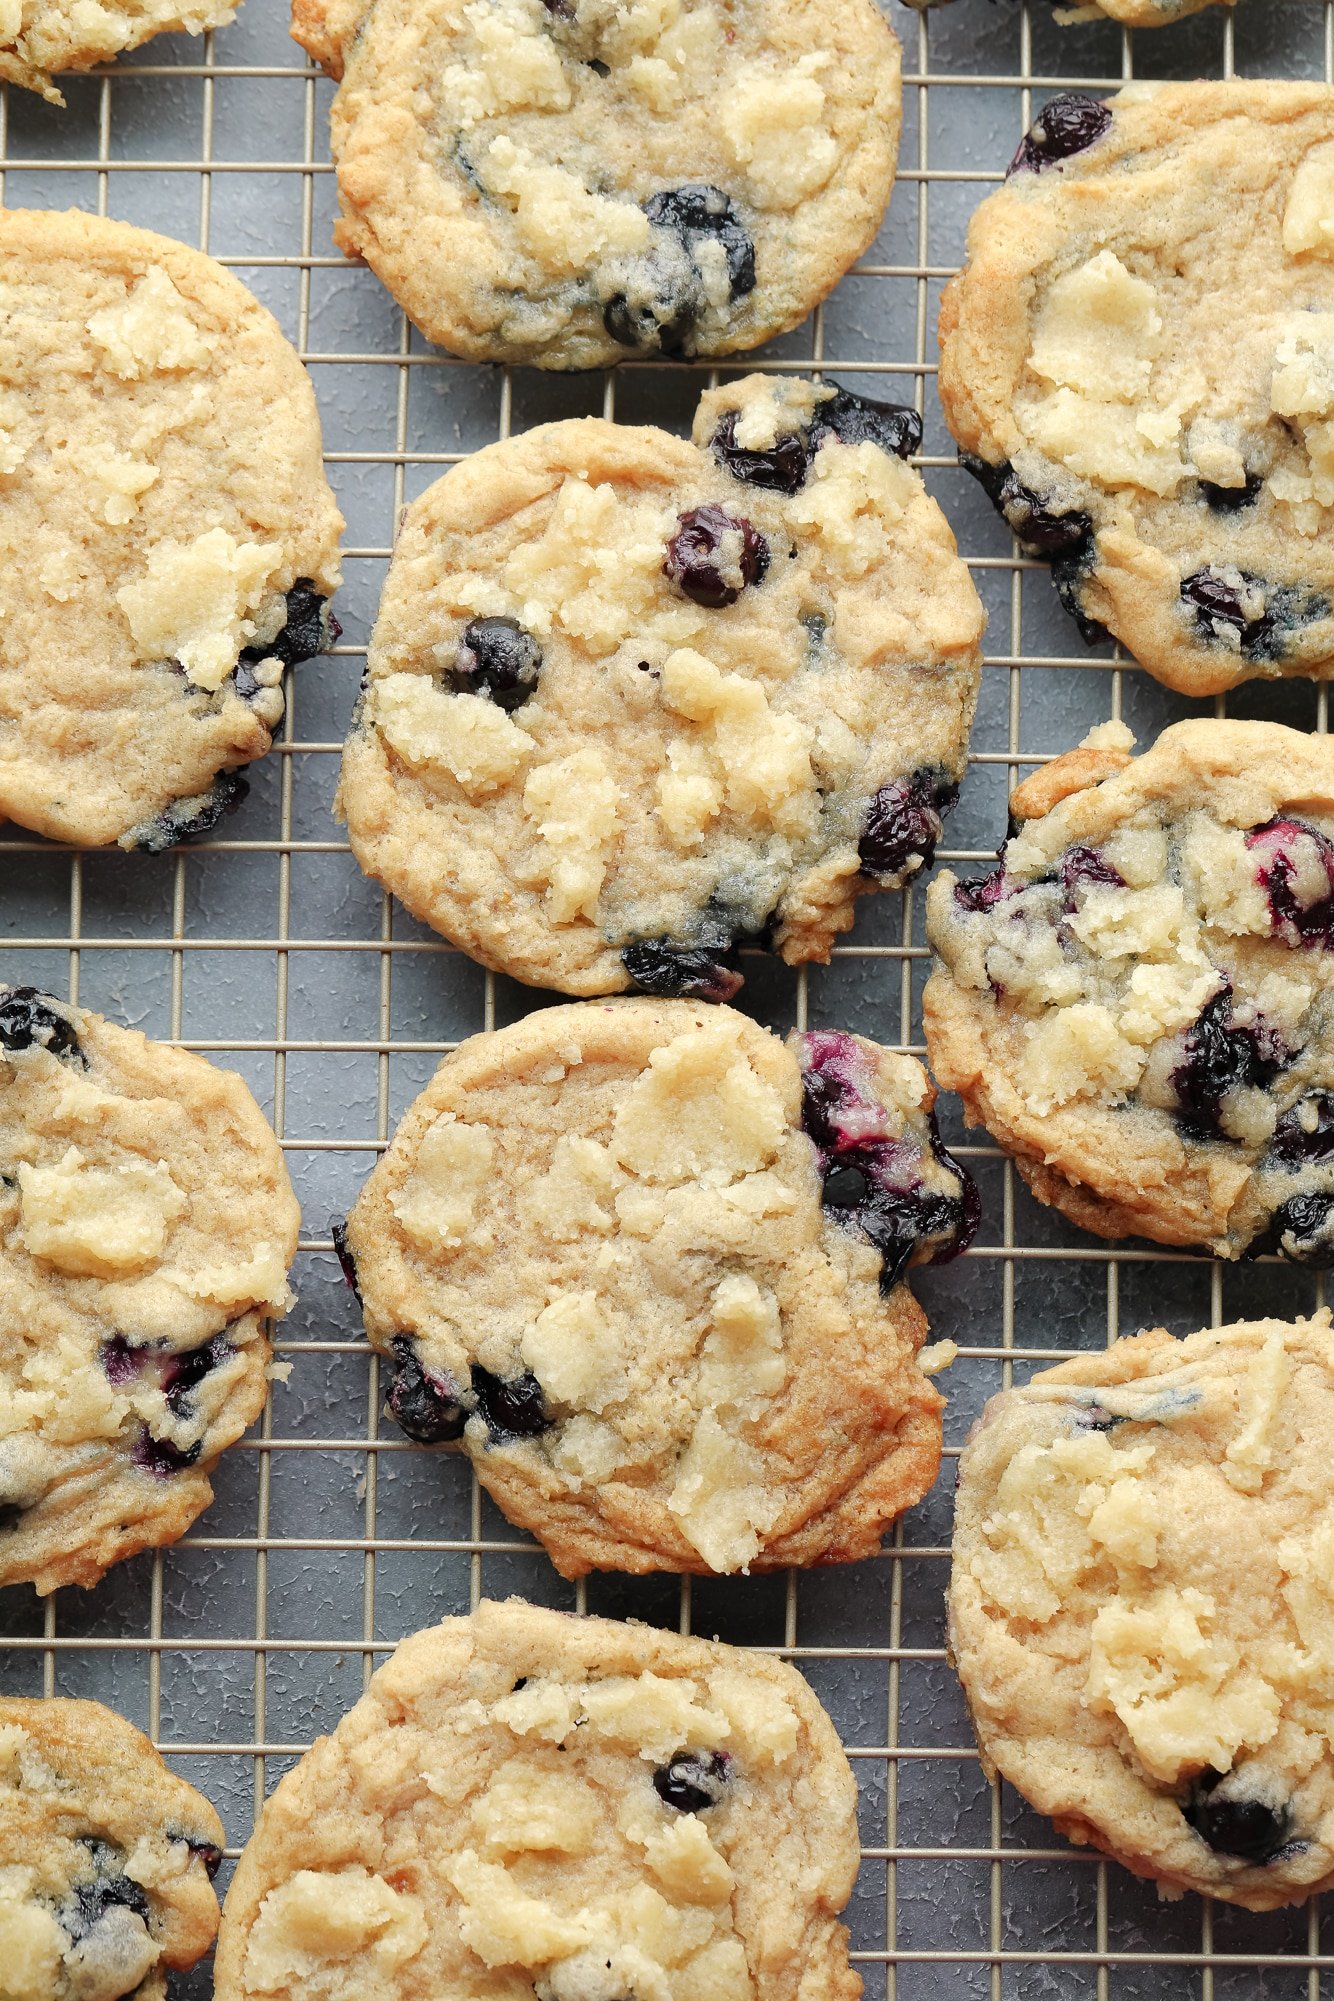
[6,1,1334,1993]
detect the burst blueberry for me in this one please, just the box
[810,386,922,461]
[387,1336,465,1443]
[469,1365,551,1442]
[1008,92,1112,176]
[653,1750,731,1812]
[1270,1192,1334,1268]
[621,939,744,1003]
[1058,846,1124,899]
[0,987,85,1066]
[134,1431,202,1478]
[1183,1771,1294,1864]
[162,1334,231,1416]
[448,617,543,712]
[604,185,754,353]
[709,411,814,495]
[858,771,959,883]
[132,770,249,854]
[331,1216,362,1300]
[67,1844,152,1939]
[663,505,769,608]
[239,582,338,673]
[1246,818,1334,947]
[1170,988,1286,1140]
[1271,1093,1334,1167]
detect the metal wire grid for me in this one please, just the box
[5,0,1334,1993]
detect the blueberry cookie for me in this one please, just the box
[939,83,1334,697]
[923,717,1334,1264]
[2,0,239,102]
[337,1000,973,1576]
[338,374,986,998]
[0,1696,224,2000]
[215,1597,861,2001]
[291,0,901,369]
[951,1313,1334,1909]
[0,208,343,848]
[0,984,299,1593]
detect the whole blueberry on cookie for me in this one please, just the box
[214,1598,862,2001]
[0,1696,224,1996]
[951,1313,1334,1909]
[924,718,1334,1265]
[939,83,1334,696]
[290,0,903,369]
[338,374,985,998]
[0,985,298,1593]
[339,999,973,1577]
[0,209,342,848]
[2,0,241,101]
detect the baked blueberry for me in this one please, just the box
[663,505,770,608]
[960,454,1094,558]
[386,1336,465,1443]
[1201,472,1264,513]
[67,1843,152,1938]
[1247,818,1334,947]
[162,1334,231,1416]
[810,386,922,462]
[134,1431,203,1477]
[331,1216,363,1299]
[1008,93,1112,177]
[1270,1094,1334,1167]
[469,1366,551,1442]
[604,186,756,355]
[240,582,339,672]
[130,769,249,854]
[858,770,959,882]
[447,616,543,712]
[709,410,815,495]
[0,987,85,1066]
[1057,846,1124,899]
[1270,1192,1334,1267]
[186,1840,224,1881]
[1184,1771,1295,1865]
[653,1750,731,1812]
[645,184,756,301]
[621,939,744,1004]
[1170,989,1286,1141]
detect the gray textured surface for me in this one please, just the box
[2,0,1334,1992]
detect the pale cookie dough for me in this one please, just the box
[0,208,343,848]
[214,1598,862,2001]
[924,718,1334,1264]
[338,374,986,999]
[1,0,238,102]
[951,1313,1334,1910]
[335,1000,975,1576]
[939,82,1334,696]
[903,0,1235,23]
[0,984,300,1593]
[291,0,901,369]
[0,1697,224,2001]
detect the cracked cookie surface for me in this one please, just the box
[214,1597,862,2001]
[0,208,343,848]
[0,1696,223,2001]
[1,0,238,101]
[338,374,985,999]
[924,718,1334,1263]
[0,985,299,1593]
[939,82,1334,696]
[291,0,901,369]
[951,1313,1334,1910]
[338,999,974,1576]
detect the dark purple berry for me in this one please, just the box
[101,1335,146,1387]
[69,1847,151,1939]
[962,454,1093,558]
[0,987,85,1066]
[621,939,744,1003]
[132,770,249,854]
[186,1841,223,1880]
[386,1336,465,1443]
[134,1431,202,1477]
[952,862,1012,915]
[653,1750,731,1812]
[1247,818,1334,947]
[239,583,338,673]
[1181,569,1275,656]
[822,1162,871,1209]
[1183,1772,1294,1864]
[1058,846,1124,899]
[1270,1192,1334,1267]
[604,185,754,353]
[709,410,813,495]
[331,1217,362,1300]
[858,771,958,883]
[1009,93,1112,176]
[447,617,542,712]
[1270,1094,1334,1167]
[1201,472,1263,513]
[663,505,769,609]
[1170,988,1287,1141]
[469,1365,551,1442]
[810,386,922,462]
[162,1334,231,1416]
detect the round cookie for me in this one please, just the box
[338,373,986,999]
[292,0,901,369]
[214,1597,862,2001]
[2,0,238,102]
[336,999,974,1577]
[939,82,1334,697]
[0,1696,224,2001]
[951,1313,1334,1910]
[0,984,300,1594]
[923,717,1334,1265]
[0,208,343,849]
